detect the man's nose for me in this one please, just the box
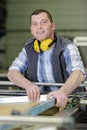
[37,23,42,29]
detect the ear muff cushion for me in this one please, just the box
[40,39,53,51]
[34,40,40,53]
[34,39,53,53]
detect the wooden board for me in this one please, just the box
[0,101,60,116]
[0,102,40,115]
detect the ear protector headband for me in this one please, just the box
[33,39,53,53]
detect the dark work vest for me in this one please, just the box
[24,33,72,83]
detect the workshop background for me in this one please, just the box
[0,0,87,73]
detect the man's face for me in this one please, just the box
[30,12,56,42]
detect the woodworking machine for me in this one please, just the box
[0,81,87,130]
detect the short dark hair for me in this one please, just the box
[30,9,53,23]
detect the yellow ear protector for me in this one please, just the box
[33,39,53,53]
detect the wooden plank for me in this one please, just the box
[0,102,38,116]
[22,98,56,115]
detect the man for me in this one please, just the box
[8,9,86,108]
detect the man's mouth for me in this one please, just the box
[37,30,44,35]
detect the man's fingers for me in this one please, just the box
[46,93,54,100]
[33,87,40,101]
[27,87,40,101]
[47,91,68,108]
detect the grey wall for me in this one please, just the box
[0,0,87,70]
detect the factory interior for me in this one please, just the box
[0,0,87,130]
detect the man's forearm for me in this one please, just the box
[60,70,85,95]
[7,70,32,89]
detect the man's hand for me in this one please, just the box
[46,90,68,108]
[25,83,40,101]
[7,70,40,102]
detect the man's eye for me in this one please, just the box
[32,23,37,26]
[42,20,48,24]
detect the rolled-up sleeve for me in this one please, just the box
[63,42,86,77]
[9,48,28,73]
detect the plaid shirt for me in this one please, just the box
[9,42,86,91]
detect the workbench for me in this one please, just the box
[0,80,87,130]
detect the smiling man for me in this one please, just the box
[8,9,86,108]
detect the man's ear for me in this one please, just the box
[51,23,56,31]
[30,25,33,35]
